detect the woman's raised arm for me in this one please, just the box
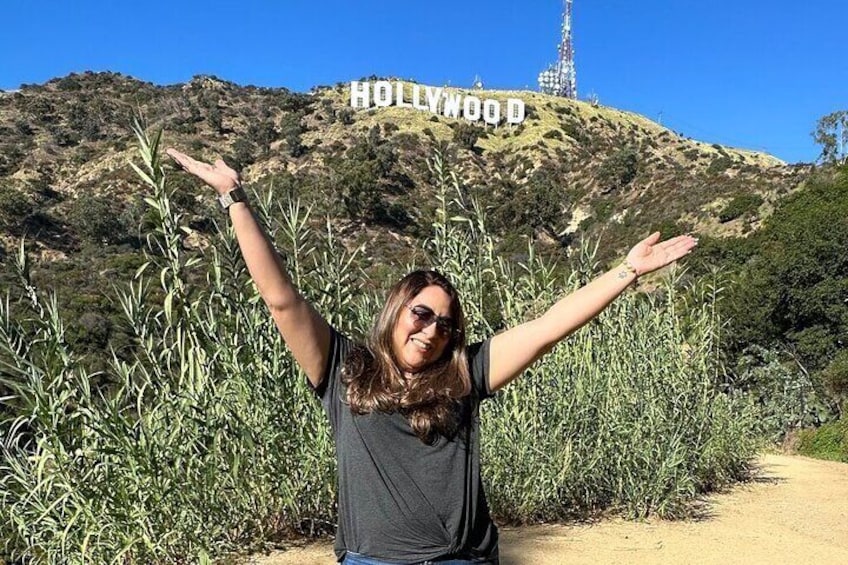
[487,232,697,393]
[167,149,331,387]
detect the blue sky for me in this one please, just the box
[2,0,845,164]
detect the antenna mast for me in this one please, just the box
[538,0,577,99]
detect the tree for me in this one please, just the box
[813,111,848,164]
[67,194,131,244]
[452,122,484,150]
[327,133,409,228]
[279,112,306,157]
[598,146,639,192]
[721,169,848,375]
[820,350,848,415]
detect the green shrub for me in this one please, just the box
[66,193,131,244]
[707,156,733,175]
[561,121,588,145]
[336,108,355,125]
[797,419,848,462]
[452,121,485,150]
[683,148,700,161]
[279,111,306,157]
[718,193,763,222]
[820,350,848,408]
[731,346,832,440]
[543,129,563,141]
[0,143,26,176]
[0,187,33,226]
[598,147,639,192]
[227,137,257,170]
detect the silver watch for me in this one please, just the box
[218,186,247,210]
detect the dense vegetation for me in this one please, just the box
[0,131,762,564]
[691,165,848,429]
[0,72,805,265]
[0,73,810,394]
[797,418,848,462]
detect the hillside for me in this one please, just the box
[0,71,811,270]
[0,72,819,361]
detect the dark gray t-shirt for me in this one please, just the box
[310,328,499,563]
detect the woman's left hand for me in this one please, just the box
[625,232,698,276]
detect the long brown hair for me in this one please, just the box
[342,270,471,443]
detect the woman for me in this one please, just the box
[166,149,697,565]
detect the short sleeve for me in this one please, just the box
[308,327,354,428]
[466,338,496,402]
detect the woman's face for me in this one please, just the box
[392,285,454,374]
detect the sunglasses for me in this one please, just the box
[407,305,456,337]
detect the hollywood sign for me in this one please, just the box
[350,80,526,125]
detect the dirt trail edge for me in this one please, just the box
[247,454,848,565]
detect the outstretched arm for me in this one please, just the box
[487,232,697,393]
[167,149,331,387]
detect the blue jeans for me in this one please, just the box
[342,551,496,565]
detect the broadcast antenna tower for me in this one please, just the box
[538,0,577,99]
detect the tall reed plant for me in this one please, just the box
[423,152,758,521]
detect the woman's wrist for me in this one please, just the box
[218,185,248,211]
[616,259,639,282]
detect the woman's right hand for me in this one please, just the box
[166,148,240,196]
[167,148,332,388]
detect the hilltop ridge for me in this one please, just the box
[0,71,810,266]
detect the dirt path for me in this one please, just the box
[248,454,848,564]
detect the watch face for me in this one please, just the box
[219,187,245,209]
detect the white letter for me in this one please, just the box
[374,81,393,107]
[425,87,443,113]
[412,85,429,111]
[350,81,370,109]
[463,96,482,122]
[507,98,526,124]
[483,100,501,126]
[395,82,412,108]
[443,92,462,118]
